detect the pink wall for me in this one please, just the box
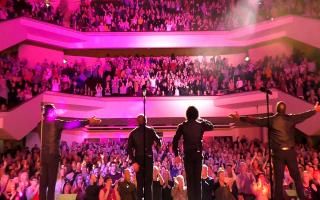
[248,41,293,62]
[42,91,277,119]
[277,92,320,135]
[30,126,264,147]
[0,94,43,140]
[0,19,27,51]
[18,44,64,67]
[1,89,319,141]
[288,17,320,49]
[25,126,265,148]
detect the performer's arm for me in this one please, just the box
[239,116,269,127]
[229,111,268,127]
[200,118,214,131]
[291,109,317,124]
[290,102,319,123]
[153,128,162,150]
[59,119,89,129]
[59,116,101,129]
[172,124,183,157]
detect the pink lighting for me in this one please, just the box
[2,15,320,53]
[55,109,67,116]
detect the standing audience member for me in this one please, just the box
[118,169,137,200]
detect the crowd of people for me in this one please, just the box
[0,0,64,25]
[1,0,320,31]
[0,53,319,111]
[0,136,319,200]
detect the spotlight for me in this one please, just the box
[45,3,50,7]
[63,59,68,64]
[244,56,250,62]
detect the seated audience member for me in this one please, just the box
[62,180,72,194]
[213,168,236,200]
[99,176,119,200]
[171,175,187,200]
[118,168,137,200]
[236,162,255,200]
[72,175,86,200]
[252,173,270,200]
[3,182,21,200]
[25,176,39,200]
[107,162,122,184]
[153,166,164,200]
[311,170,320,199]
[162,169,174,200]
[84,174,100,200]
[201,164,214,200]
[302,171,317,200]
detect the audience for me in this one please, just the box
[201,164,214,200]
[1,0,320,32]
[0,136,320,199]
[0,0,63,25]
[213,167,236,200]
[1,53,319,111]
[171,175,187,200]
[252,173,270,200]
[117,168,137,200]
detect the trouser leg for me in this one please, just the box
[286,150,304,200]
[47,154,60,200]
[273,150,286,200]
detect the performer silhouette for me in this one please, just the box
[127,114,161,200]
[39,104,101,200]
[229,101,320,200]
[172,106,214,200]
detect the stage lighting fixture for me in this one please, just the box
[63,59,68,64]
[244,56,250,62]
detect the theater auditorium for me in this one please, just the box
[0,0,320,199]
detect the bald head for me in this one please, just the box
[137,114,147,126]
[276,101,286,114]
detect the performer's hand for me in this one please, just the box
[174,156,182,164]
[132,162,140,172]
[228,111,240,121]
[314,102,320,112]
[88,116,102,125]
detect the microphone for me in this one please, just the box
[260,87,272,95]
[142,84,147,97]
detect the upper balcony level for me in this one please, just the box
[1,15,320,52]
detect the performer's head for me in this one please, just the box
[42,104,56,120]
[137,114,147,126]
[186,106,199,121]
[276,101,286,114]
